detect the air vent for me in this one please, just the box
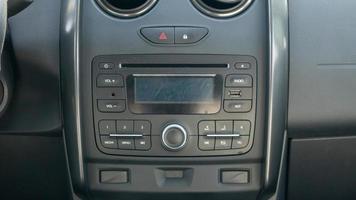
[191,0,253,18]
[95,0,158,18]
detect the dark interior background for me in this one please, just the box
[0,0,356,199]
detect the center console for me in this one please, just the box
[60,0,289,199]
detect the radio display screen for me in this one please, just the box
[134,77,215,104]
[127,74,222,114]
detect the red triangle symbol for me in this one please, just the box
[159,32,168,40]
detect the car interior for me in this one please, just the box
[1,0,356,199]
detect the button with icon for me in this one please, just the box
[198,121,215,135]
[175,27,208,44]
[140,27,174,44]
[216,121,233,135]
[134,120,151,135]
[99,62,114,70]
[116,120,134,134]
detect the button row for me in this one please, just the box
[198,120,251,151]
[99,120,151,135]
[140,26,208,44]
[99,169,249,185]
[101,136,151,151]
[199,135,249,151]
[199,120,251,136]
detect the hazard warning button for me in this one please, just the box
[140,27,174,44]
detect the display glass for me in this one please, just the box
[134,77,215,104]
[127,74,222,114]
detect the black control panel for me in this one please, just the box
[92,55,257,156]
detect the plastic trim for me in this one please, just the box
[0,1,9,118]
[60,0,85,192]
[0,0,5,57]
[263,0,289,195]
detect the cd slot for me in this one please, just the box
[121,64,228,68]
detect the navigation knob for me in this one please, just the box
[161,124,188,151]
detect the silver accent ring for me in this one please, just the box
[191,0,254,18]
[161,124,188,151]
[95,0,158,18]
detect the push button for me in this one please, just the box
[99,62,114,70]
[100,170,128,184]
[135,136,151,150]
[118,139,135,150]
[141,27,174,44]
[224,100,252,113]
[232,136,249,149]
[198,136,215,150]
[215,138,232,150]
[99,120,116,135]
[234,121,251,136]
[116,120,134,134]
[226,75,253,87]
[221,170,249,184]
[100,136,118,149]
[175,27,208,44]
[234,62,251,70]
[216,121,233,135]
[97,75,124,87]
[198,121,215,135]
[98,100,126,113]
[134,121,151,135]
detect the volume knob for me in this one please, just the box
[161,124,188,151]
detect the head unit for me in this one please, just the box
[92,55,257,157]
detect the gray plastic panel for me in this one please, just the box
[288,136,356,200]
[88,163,261,193]
[0,134,71,200]
[288,0,356,136]
[0,0,61,134]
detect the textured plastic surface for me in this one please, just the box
[288,0,356,136]
[0,135,71,200]
[0,0,62,134]
[288,137,356,200]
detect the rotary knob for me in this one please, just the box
[161,124,188,151]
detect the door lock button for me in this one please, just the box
[175,27,208,44]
